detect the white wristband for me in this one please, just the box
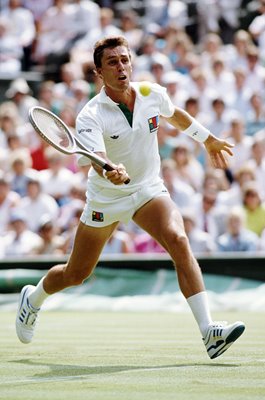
[102,169,108,179]
[183,119,210,143]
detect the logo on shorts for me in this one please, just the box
[148,115,159,133]
[92,211,104,222]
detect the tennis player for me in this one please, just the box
[16,36,245,359]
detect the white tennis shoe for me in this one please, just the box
[16,285,40,344]
[203,321,245,359]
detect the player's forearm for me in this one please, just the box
[165,107,211,143]
[166,107,193,131]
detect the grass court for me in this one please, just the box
[0,311,264,400]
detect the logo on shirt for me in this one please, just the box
[78,128,92,134]
[148,115,159,133]
[92,211,104,222]
[110,135,119,139]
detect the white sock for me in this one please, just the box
[28,277,50,309]
[186,291,213,337]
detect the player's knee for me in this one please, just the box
[174,233,190,252]
[64,267,92,287]
[68,274,86,286]
[165,231,190,256]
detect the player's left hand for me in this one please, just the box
[204,134,234,169]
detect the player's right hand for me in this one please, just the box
[104,163,130,185]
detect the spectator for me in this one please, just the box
[182,209,216,254]
[57,183,85,233]
[119,10,144,52]
[202,168,230,193]
[6,149,38,197]
[33,0,75,77]
[150,54,171,85]
[34,215,66,255]
[160,158,195,210]
[37,80,62,115]
[133,34,172,78]
[38,147,76,205]
[207,97,231,138]
[167,31,195,75]
[170,139,205,191]
[244,45,265,93]
[22,0,53,26]
[0,101,21,150]
[245,92,265,136]
[0,16,23,77]
[5,78,38,122]
[71,7,122,59]
[248,0,265,62]
[61,206,83,254]
[193,187,227,239]
[162,70,189,109]
[1,0,36,70]
[2,209,42,256]
[248,135,265,199]
[0,175,21,235]
[207,56,235,99]
[226,29,253,70]
[217,206,260,252]
[102,228,134,254]
[134,232,166,253]
[260,226,265,251]
[189,67,218,116]
[226,66,252,116]
[18,177,59,232]
[222,115,253,173]
[71,79,91,113]
[67,0,100,40]
[216,163,257,208]
[242,181,265,237]
[145,0,188,37]
[199,33,225,71]
[53,62,83,101]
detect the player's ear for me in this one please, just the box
[96,68,103,79]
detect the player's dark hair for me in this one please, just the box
[93,36,131,68]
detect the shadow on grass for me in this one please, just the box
[10,358,241,382]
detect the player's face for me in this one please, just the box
[97,46,132,93]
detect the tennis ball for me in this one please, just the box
[139,82,151,96]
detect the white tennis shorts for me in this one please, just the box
[80,180,170,227]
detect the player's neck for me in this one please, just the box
[105,86,136,112]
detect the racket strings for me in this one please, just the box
[33,110,74,151]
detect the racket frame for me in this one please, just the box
[29,106,115,171]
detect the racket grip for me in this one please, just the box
[103,164,130,184]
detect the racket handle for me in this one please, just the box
[103,163,130,184]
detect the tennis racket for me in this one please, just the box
[29,106,130,184]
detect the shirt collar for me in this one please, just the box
[98,82,142,106]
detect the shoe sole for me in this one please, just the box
[210,324,245,359]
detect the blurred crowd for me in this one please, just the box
[0,0,265,257]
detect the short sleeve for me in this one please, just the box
[75,106,106,153]
[152,83,175,118]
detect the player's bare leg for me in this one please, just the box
[43,221,119,294]
[16,221,118,344]
[133,196,245,358]
[133,196,204,298]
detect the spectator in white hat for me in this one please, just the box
[5,78,38,122]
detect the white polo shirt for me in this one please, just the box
[76,82,175,191]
